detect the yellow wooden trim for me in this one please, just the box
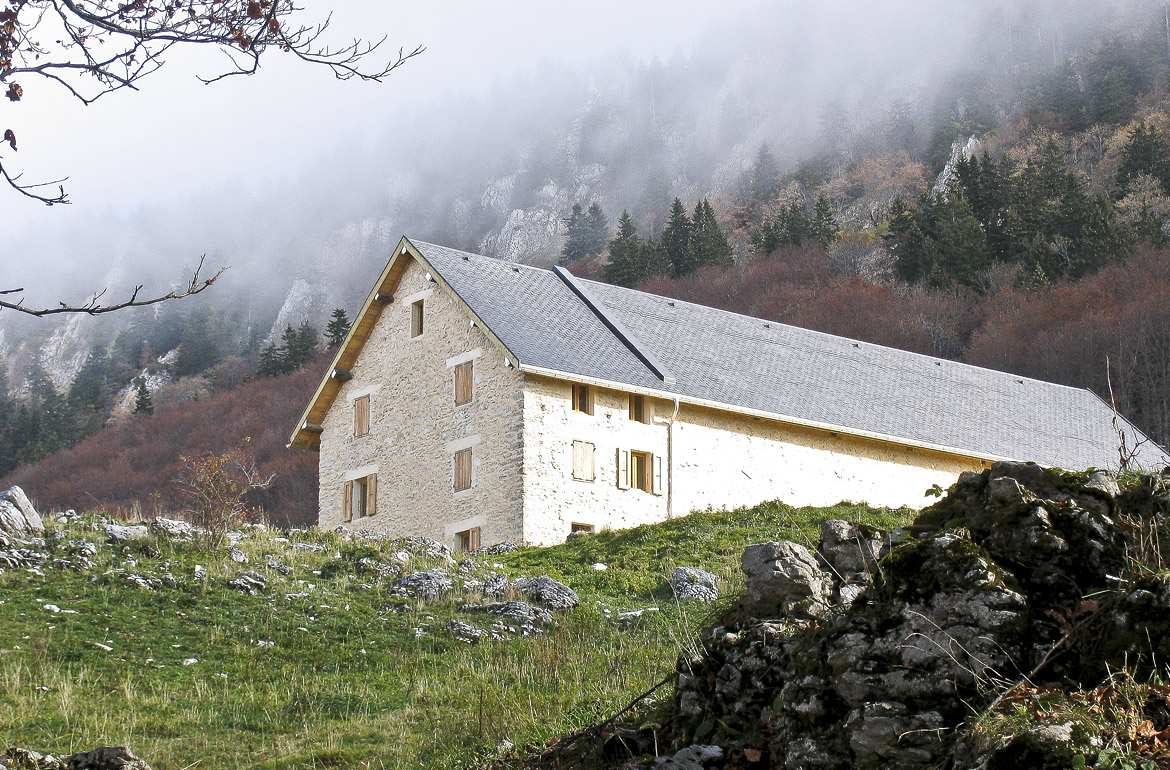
[289,236,521,451]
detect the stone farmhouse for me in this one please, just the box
[289,236,1168,548]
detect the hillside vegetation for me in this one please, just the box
[0,498,907,769]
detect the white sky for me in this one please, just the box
[1,1,761,243]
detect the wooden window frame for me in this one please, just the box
[410,299,424,338]
[571,384,593,415]
[570,522,595,534]
[618,449,662,495]
[343,473,378,521]
[454,448,473,492]
[353,394,370,437]
[572,439,595,482]
[456,527,481,552]
[454,360,473,406]
[629,394,652,424]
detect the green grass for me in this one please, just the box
[0,500,910,769]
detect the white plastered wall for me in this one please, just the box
[519,373,980,546]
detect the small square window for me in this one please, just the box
[454,448,472,491]
[455,361,473,406]
[629,394,651,423]
[572,384,593,415]
[630,450,651,491]
[456,527,481,552]
[354,394,370,437]
[411,299,424,338]
[570,522,595,534]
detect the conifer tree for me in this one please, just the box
[1117,122,1170,195]
[326,308,352,349]
[686,199,732,273]
[662,198,692,277]
[133,377,154,416]
[560,203,589,264]
[258,343,285,378]
[811,194,839,247]
[561,202,610,265]
[750,145,780,201]
[603,211,643,287]
[583,203,610,258]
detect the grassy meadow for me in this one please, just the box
[0,500,911,769]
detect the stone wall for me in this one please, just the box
[672,403,979,512]
[520,374,980,546]
[317,257,526,547]
[521,377,669,545]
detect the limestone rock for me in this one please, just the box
[514,575,579,611]
[103,524,148,544]
[226,571,266,595]
[400,536,455,563]
[741,541,831,618]
[666,461,1167,769]
[669,567,719,603]
[446,619,489,643]
[0,486,43,537]
[66,746,151,770]
[395,569,453,599]
[149,518,194,539]
[648,745,722,769]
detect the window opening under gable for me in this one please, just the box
[411,299,424,338]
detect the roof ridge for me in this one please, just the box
[553,266,676,387]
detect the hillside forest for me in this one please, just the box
[4,5,1170,523]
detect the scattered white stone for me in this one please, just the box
[43,604,60,613]
[93,642,112,651]
[229,547,248,564]
[182,658,198,666]
[255,640,274,648]
[592,563,608,571]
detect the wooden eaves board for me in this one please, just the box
[287,236,518,451]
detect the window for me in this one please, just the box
[410,299,424,337]
[456,527,481,552]
[342,473,377,522]
[572,440,595,482]
[454,448,472,491]
[353,394,370,437]
[629,394,652,424]
[616,449,662,495]
[572,384,593,415]
[454,361,473,406]
[570,522,595,534]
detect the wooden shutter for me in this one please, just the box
[342,481,353,523]
[616,448,630,489]
[354,395,370,437]
[573,440,594,482]
[652,455,663,496]
[455,448,472,491]
[454,361,473,405]
[366,473,377,517]
[470,527,481,550]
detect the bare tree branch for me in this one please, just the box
[0,0,424,200]
[0,256,226,316]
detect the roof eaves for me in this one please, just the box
[519,363,1014,465]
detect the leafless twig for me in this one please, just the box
[0,256,226,317]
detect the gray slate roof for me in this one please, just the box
[412,239,1168,471]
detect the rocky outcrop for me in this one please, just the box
[514,575,580,612]
[669,567,720,603]
[0,486,43,537]
[1,746,151,770]
[667,461,1170,769]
